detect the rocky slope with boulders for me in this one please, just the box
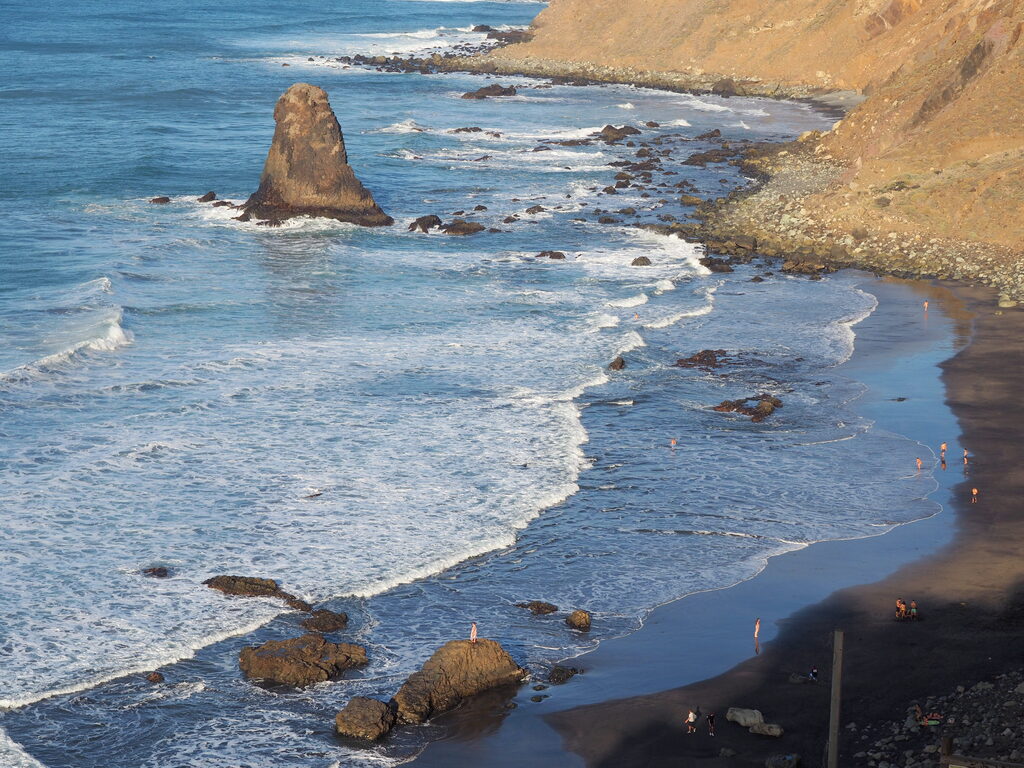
[451,0,1024,298]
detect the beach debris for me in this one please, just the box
[461,84,517,99]
[439,218,486,236]
[408,214,443,233]
[146,672,164,683]
[335,697,396,741]
[239,633,367,687]
[149,196,171,204]
[566,609,591,631]
[609,356,626,370]
[393,638,527,724]
[301,609,349,633]
[196,191,216,203]
[675,349,728,369]
[712,394,783,422]
[631,256,652,266]
[203,574,311,612]
[548,666,580,684]
[238,83,393,227]
[516,600,559,615]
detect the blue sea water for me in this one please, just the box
[0,1,941,766]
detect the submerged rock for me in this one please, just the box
[393,639,527,724]
[146,672,164,683]
[609,356,626,371]
[143,566,170,578]
[548,666,580,684]
[713,394,783,422]
[239,633,367,687]
[203,574,311,611]
[538,250,565,259]
[440,219,486,235]
[240,83,392,227]
[149,196,171,204]
[335,697,396,741]
[631,256,652,266]
[461,84,517,99]
[516,600,559,614]
[301,609,349,633]
[675,349,728,368]
[566,609,591,631]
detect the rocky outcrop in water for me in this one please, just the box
[393,639,527,724]
[566,609,591,631]
[675,349,727,368]
[713,394,783,422]
[517,600,559,614]
[203,574,311,611]
[301,609,349,633]
[440,219,486,235]
[240,83,392,227]
[461,83,517,99]
[238,633,368,687]
[335,697,396,741]
[409,214,443,233]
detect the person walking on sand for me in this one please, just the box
[707,712,716,736]
[686,709,698,734]
[909,600,918,620]
[940,442,947,458]
[470,622,478,643]
[972,487,979,504]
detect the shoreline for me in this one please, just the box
[534,279,1024,767]
[410,274,998,767]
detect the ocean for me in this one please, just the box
[0,1,940,765]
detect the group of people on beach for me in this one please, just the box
[895,598,920,621]
[684,709,715,736]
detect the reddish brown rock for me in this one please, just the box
[241,83,392,227]
[516,600,559,615]
[335,697,397,741]
[203,575,311,611]
[301,609,349,633]
[675,349,728,368]
[609,356,626,370]
[393,639,527,724]
[440,219,486,235]
[146,672,165,683]
[566,609,591,631]
[239,633,368,687]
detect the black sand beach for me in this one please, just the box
[411,277,1023,767]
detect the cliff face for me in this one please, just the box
[498,0,1024,250]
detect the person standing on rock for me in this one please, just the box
[470,622,478,644]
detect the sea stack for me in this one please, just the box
[241,83,393,226]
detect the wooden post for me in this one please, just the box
[827,629,844,768]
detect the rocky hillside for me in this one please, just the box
[491,0,1024,268]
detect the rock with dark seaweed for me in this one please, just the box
[408,214,443,233]
[461,84,517,99]
[675,349,728,369]
[440,219,486,236]
[516,600,559,615]
[301,609,349,633]
[239,633,367,687]
[712,394,784,422]
[203,575,311,611]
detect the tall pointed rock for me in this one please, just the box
[242,83,393,226]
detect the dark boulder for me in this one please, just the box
[240,83,392,227]
[486,29,532,44]
[471,25,495,33]
[713,394,783,422]
[146,672,165,683]
[461,84,517,100]
[696,129,722,140]
[440,219,486,236]
[538,250,565,260]
[393,639,527,724]
[451,126,482,133]
[566,609,591,631]
[143,566,170,578]
[203,575,311,611]
[301,609,349,633]
[408,214,443,233]
[631,256,652,266]
[212,200,232,207]
[548,666,580,684]
[335,697,397,741]
[700,256,734,273]
[149,196,171,204]
[525,205,545,214]
[598,125,641,143]
[197,191,217,203]
[516,601,559,615]
[609,356,626,371]
[239,633,368,687]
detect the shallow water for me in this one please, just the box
[0,1,941,765]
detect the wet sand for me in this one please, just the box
[412,276,1023,766]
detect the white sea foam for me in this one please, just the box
[607,293,649,308]
[617,102,635,110]
[0,730,48,768]
[375,118,429,134]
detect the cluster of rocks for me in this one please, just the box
[849,668,1024,767]
[713,394,783,422]
[515,600,592,631]
[675,349,729,369]
[336,639,527,741]
[726,707,785,738]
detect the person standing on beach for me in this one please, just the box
[916,457,923,471]
[754,618,760,639]
[940,442,947,458]
[964,448,970,464]
[923,300,929,312]
[972,488,979,504]
[685,709,698,734]
[707,712,716,736]
[470,622,478,643]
